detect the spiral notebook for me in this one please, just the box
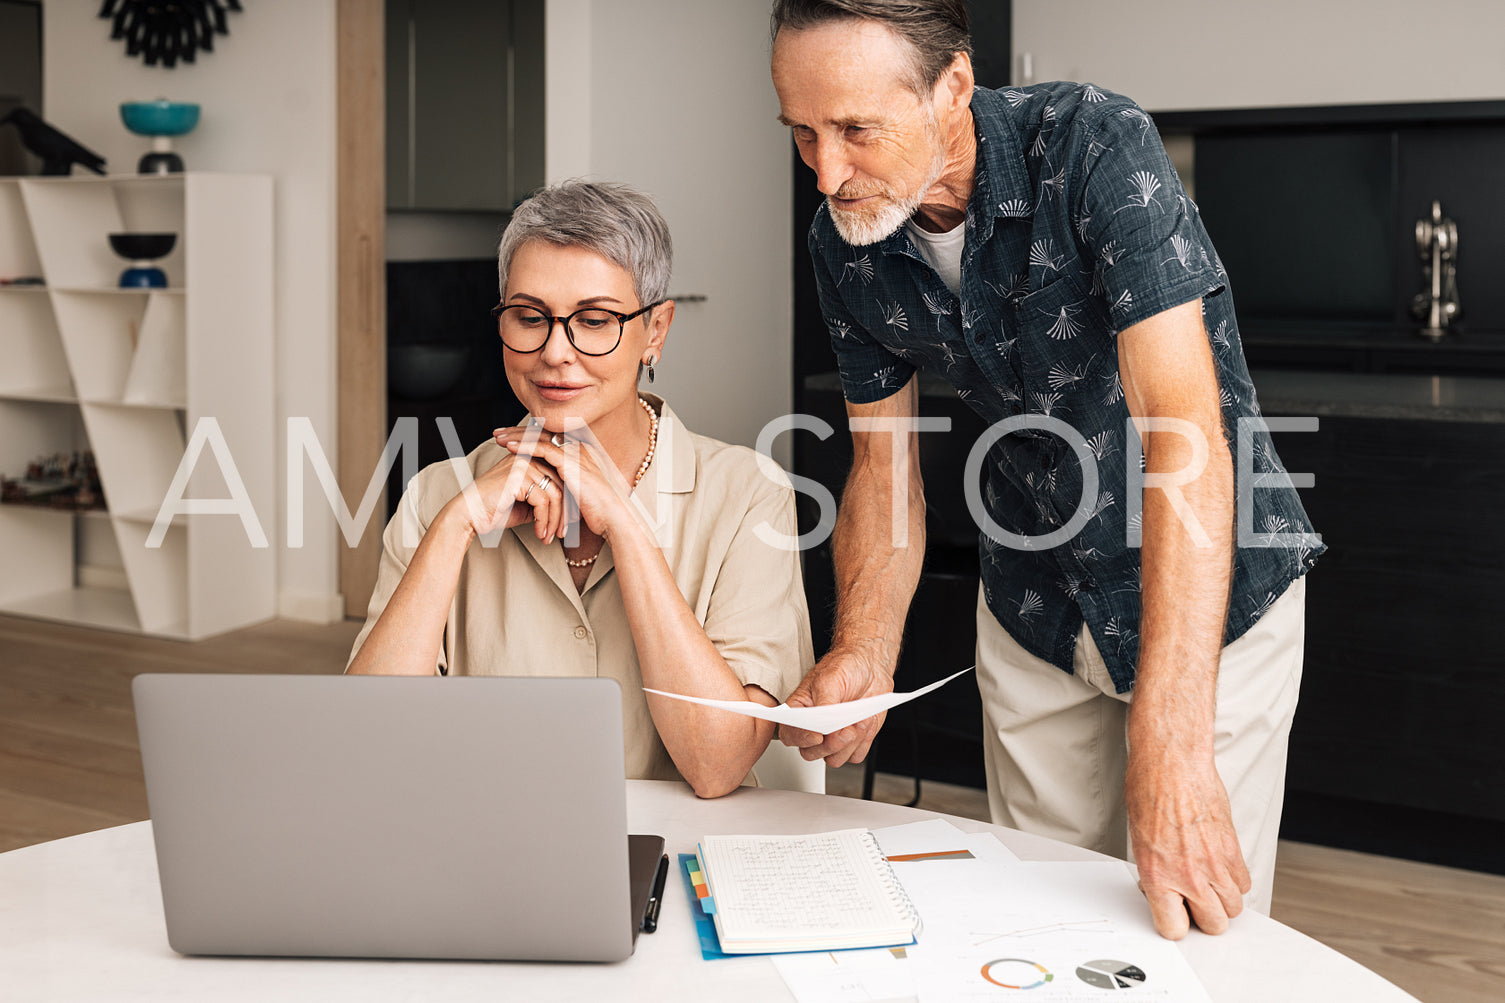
[694,828,921,954]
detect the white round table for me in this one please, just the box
[0,780,1416,1001]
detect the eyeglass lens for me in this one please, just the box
[496,306,623,356]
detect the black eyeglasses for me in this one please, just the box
[491,300,665,357]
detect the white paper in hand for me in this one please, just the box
[643,667,974,734]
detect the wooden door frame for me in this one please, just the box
[336,0,386,619]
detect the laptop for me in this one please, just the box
[132,674,664,962]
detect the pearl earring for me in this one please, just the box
[644,355,657,383]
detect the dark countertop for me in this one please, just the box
[1251,368,1505,423]
[805,369,1505,424]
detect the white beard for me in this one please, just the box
[827,186,924,246]
[828,121,949,247]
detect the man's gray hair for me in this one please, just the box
[497,180,673,308]
[770,0,972,97]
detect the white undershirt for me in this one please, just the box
[905,217,965,296]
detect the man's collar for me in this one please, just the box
[967,85,1035,231]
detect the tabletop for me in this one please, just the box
[0,780,1416,1002]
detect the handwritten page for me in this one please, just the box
[645,667,974,734]
[698,829,920,953]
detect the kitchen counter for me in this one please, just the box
[1250,368,1505,423]
[806,368,1505,423]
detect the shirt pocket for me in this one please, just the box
[1007,271,1112,494]
[1014,271,1107,417]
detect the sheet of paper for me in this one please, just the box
[644,667,974,734]
[869,819,1019,864]
[773,823,1020,1003]
[907,862,1212,1002]
[772,944,916,1003]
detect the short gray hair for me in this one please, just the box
[497,180,673,308]
[770,0,972,97]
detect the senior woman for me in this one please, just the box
[348,181,812,798]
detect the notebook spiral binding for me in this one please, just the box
[862,831,924,936]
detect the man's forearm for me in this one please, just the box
[826,450,926,679]
[1128,435,1234,754]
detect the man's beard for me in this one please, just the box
[827,121,948,246]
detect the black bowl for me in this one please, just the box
[108,232,177,261]
[388,343,471,401]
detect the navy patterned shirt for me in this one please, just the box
[810,82,1323,692]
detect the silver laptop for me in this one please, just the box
[133,674,664,962]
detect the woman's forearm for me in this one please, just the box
[607,518,777,798]
[346,505,474,675]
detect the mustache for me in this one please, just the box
[830,184,891,203]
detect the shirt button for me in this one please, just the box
[973,331,985,344]
[573,626,588,640]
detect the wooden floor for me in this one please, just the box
[3,613,1503,1002]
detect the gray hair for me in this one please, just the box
[497,180,673,307]
[770,0,972,97]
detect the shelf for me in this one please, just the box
[0,180,42,278]
[0,286,71,395]
[80,404,186,518]
[9,173,186,187]
[51,286,186,295]
[0,586,142,634]
[0,388,78,404]
[51,289,186,404]
[112,518,187,635]
[111,507,170,525]
[0,172,275,640]
[18,179,186,289]
[83,398,186,412]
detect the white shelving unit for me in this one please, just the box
[0,173,274,639]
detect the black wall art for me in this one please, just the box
[98,0,243,68]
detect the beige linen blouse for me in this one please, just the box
[348,395,814,783]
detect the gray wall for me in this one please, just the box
[1013,0,1505,110]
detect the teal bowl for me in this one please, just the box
[120,101,200,137]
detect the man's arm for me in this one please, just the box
[1117,298,1251,940]
[779,375,925,767]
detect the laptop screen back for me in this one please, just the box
[133,674,634,961]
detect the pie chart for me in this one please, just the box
[1075,959,1148,989]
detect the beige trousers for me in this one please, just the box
[976,577,1306,914]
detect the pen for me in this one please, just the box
[642,853,670,933]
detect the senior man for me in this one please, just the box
[769,0,1322,939]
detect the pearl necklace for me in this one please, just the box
[565,397,659,568]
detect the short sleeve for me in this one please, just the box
[809,221,914,404]
[1076,100,1225,334]
[346,480,450,675]
[700,468,814,703]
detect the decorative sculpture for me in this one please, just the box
[98,0,244,68]
[0,108,107,176]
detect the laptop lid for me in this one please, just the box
[133,674,642,962]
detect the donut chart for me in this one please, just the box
[980,957,1054,989]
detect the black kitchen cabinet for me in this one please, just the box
[1256,377,1505,873]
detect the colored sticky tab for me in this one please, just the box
[679,853,735,960]
[686,854,715,913]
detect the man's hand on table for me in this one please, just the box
[778,650,895,768]
[1126,748,1251,939]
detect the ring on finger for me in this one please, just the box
[523,475,551,503]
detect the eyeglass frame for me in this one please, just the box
[490,299,667,357]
